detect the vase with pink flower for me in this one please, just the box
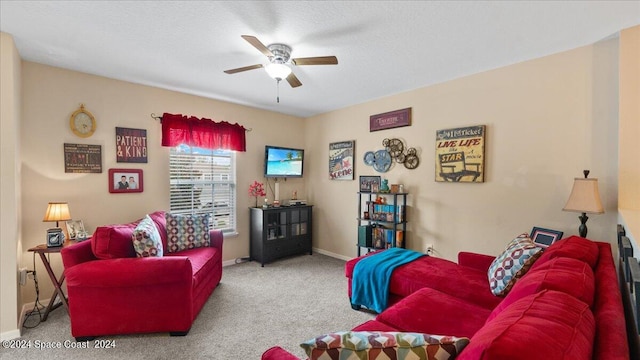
[248,181,267,207]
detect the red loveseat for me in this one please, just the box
[262,236,629,359]
[61,211,223,341]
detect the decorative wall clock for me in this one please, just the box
[69,104,97,138]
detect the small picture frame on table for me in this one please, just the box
[359,176,381,193]
[530,227,564,248]
[65,219,85,240]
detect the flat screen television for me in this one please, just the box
[264,145,304,178]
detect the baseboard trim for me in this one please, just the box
[222,259,238,267]
[0,328,21,341]
[313,247,352,262]
[0,301,37,340]
[223,249,352,267]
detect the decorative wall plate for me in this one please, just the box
[363,151,375,166]
[373,149,392,173]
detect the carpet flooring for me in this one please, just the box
[1,253,374,359]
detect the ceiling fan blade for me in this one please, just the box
[286,73,302,88]
[292,56,338,66]
[223,64,263,74]
[241,35,274,57]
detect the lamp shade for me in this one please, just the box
[43,202,71,222]
[264,63,292,80]
[562,178,604,214]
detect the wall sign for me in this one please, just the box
[370,108,411,132]
[329,140,354,180]
[435,125,486,183]
[116,127,147,163]
[64,143,102,173]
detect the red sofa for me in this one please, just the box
[262,236,629,359]
[61,211,223,341]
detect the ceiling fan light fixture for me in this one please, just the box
[264,63,291,80]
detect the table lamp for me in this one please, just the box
[43,202,71,247]
[43,202,71,227]
[562,170,604,238]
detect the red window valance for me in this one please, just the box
[161,113,246,152]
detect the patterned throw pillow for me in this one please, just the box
[165,213,210,253]
[488,233,543,296]
[300,331,470,360]
[131,215,163,257]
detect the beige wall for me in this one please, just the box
[1,30,626,338]
[0,33,22,339]
[618,25,640,248]
[19,62,305,307]
[306,39,620,261]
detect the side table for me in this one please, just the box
[28,240,77,321]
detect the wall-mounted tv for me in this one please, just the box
[264,145,304,178]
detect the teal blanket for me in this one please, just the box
[351,248,425,313]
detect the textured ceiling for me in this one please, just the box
[1,1,639,118]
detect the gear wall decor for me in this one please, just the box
[364,139,420,172]
[383,138,420,170]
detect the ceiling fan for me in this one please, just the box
[224,35,338,89]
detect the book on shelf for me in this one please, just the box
[358,225,373,247]
[369,203,399,222]
[370,225,404,249]
[396,230,404,248]
[373,225,385,249]
[396,205,406,222]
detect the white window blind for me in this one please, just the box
[169,144,236,234]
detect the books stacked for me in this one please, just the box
[366,202,407,223]
[371,226,404,249]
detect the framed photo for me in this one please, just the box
[530,227,564,248]
[329,140,355,180]
[109,168,143,193]
[359,176,381,192]
[65,220,85,240]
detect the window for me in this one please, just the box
[169,144,236,234]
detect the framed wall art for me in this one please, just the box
[530,227,564,248]
[329,140,354,180]
[435,125,486,183]
[116,127,148,163]
[370,108,411,132]
[109,168,143,193]
[359,176,381,192]
[64,143,102,173]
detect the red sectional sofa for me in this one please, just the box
[262,236,629,359]
[61,211,223,341]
